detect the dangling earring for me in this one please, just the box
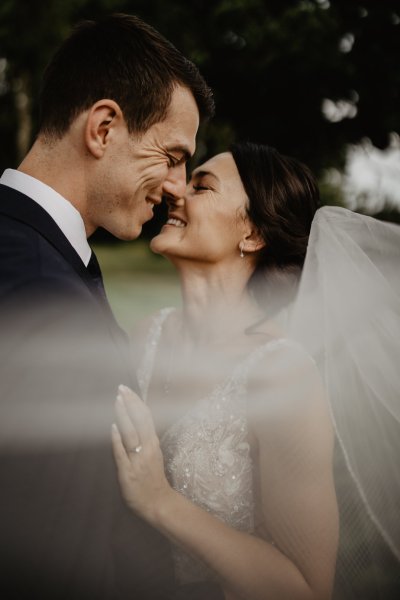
[239,242,244,258]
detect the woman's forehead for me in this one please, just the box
[193,152,239,180]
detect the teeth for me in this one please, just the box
[167,218,186,228]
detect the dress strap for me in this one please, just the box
[136,307,175,403]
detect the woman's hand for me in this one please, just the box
[111,384,173,524]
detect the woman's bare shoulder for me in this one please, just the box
[247,337,331,441]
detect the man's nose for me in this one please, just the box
[162,162,187,201]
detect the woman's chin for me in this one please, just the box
[151,225,184,253]
[150,234,176,257]
[149,235,163,255]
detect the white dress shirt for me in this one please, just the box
[0,168,91,266]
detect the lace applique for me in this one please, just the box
[137,310,298,583]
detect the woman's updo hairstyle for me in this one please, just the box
[230,142,320,308]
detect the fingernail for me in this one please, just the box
[118,384,130,394]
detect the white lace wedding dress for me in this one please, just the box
[137,307,294,584]
[135,207,400,593]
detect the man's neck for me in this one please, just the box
[19,137,90,233]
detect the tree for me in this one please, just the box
[1,0,399,225]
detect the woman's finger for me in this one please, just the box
[118,385,155,441]
[115,394,140,452]
[111,423,131,472]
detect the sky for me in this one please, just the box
[322,94,400,214]
[343,134,400,213]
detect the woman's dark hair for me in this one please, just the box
[39,13,214,138]
[230,141,320,307]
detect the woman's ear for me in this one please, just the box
[84,99,124,158]
[240,228,266,255]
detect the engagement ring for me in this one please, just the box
[128,445,142,455]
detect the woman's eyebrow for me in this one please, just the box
[191,169,220,182]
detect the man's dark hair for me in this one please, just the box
[38,13,214,138]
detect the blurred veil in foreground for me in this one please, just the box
[0,205,398,597]
[285,206,400,596]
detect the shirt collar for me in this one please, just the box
[0,169,91,266]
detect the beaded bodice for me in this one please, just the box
[137,307,288,583]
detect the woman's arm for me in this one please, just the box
[112,344,338,600]
[247,344,339,599]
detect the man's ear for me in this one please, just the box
[84,99,124,158]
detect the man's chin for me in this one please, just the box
[114,223,142,241]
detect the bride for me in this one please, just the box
[111,142,400,599]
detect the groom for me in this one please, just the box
[0,14,220,600]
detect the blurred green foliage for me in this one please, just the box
[1,0,399,222]
[93,240,180,329]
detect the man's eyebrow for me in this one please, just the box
[166,145,192,163]
[191,169,220,182]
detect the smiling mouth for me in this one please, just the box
[166,217,186,228]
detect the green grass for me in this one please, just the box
[93,240,181,331]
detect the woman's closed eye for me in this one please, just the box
[192,184,210,191]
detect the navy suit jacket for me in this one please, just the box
[0,184,177,599]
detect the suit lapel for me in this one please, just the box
[0,184,93,287]
[0,185,128,351]
[0,184,138,388]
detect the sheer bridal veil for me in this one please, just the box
[285,206,400,596]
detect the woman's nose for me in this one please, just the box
[165,193,185,210]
